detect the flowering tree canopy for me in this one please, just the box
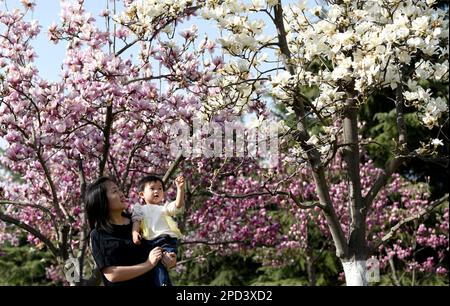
[0,0,213,283]
[123,0,449,285]
[0,0,448,286]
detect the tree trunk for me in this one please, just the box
[341,259,367,286]
[305,248,316,286]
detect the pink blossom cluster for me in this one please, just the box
[0,1,218,282]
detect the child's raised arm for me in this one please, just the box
[173,174,185,210]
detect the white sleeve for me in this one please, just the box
[131,204,144,222]
[164,201,183,216]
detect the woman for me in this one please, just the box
[85,177,177,286]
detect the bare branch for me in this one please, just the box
[125,74,173,85]
[370,194,449,252]
[115,37,141,57]
[207,188,281,199]
[36,150,70,221]
[0,200,53,216]
[288,191,324,210]
[0,200,59,233]
[0,212,59,257]
[162,151,185,185]
[121,124,150,189]
[365,72,410,210]
[176,250,216,266]
[77,155,90,283]
[99,104,113,177]
[364,156,408,208]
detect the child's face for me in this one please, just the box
[140,181,164,204]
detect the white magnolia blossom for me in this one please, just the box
[116,0,194,35]
[282,0,448,123]
[126,0,448,131]
[431,138,444,147]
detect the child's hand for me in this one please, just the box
[175,175,185,190]
[132,231,141,245]
[161,252,177,269]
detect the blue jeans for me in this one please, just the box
[142,235,178,286]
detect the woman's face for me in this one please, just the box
[105,181,127,212]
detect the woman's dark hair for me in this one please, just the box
[85,177,114,233]
[137,174,165,193]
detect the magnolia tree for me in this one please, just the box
[0,0,219,284]
[0,0,448,286]
[127,0,449,285]
[178,153,448,285]
[207,0,449,285]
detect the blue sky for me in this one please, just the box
[3,0,124,81]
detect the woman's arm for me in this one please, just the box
[102,247,162,283]
[103,262,153,283]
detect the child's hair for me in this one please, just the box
[137,174,166,193]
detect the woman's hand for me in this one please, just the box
[148,247,162,267]
[161,252,177,269]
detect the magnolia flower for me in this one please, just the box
[271,71,291,87]
[431,138,444,147]
[433,62,449,81]
[411,16,430,34]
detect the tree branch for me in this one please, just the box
[36,150,70,221]
[121,125,149,189]
[273,1,294,74]
[289,191,324,210]
[272,0,349,259]
[0,200,58,233]
[99,104,113,177]
[364,156,408,209]
[370,194,449,252]
[115,37,141,57]
[162,151,185,185]
[125,74,172,85]
[365,72,411,209]
[77,155,89,283]
[0,212,59,257]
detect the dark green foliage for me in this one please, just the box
[173,250,261,285]
[172,244,344,286]
[0,241,54,285]
[361,89,449,198]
